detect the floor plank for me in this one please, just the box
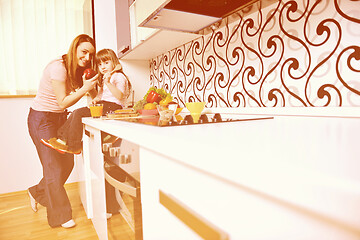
[0,183,134,240]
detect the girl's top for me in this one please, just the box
[31,58,67,113]
[98,72,129,107]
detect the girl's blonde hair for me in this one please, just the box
[62,34,96,92]
[95,49,132,98]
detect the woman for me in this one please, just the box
[42,48,132,154]
[27,34,97,228]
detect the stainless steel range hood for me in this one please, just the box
[139,0,258,33]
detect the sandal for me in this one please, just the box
[41,138,81,155]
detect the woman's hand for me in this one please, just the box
[52,75,97,110]
[82,74,98,92]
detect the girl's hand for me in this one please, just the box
[103,72,111,85]
[82,74,98,92]
[92,96,101,104]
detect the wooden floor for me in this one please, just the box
[0,183,135,240]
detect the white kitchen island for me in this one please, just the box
[81,113,360,240]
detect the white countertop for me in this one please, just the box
[83,114,360,230]
[83,114,360,187]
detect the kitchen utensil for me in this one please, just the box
[185,102,206,123]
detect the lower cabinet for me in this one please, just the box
[140,147,237,239]
[140,148,204,240]
[139,147,360,240]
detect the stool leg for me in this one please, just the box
[134,187,143,240]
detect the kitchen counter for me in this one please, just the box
[82,114,360,239]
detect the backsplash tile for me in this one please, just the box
[150,0,360,107]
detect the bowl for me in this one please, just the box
[157,103,177,121]
[138,109,158,116]
[185,102,206,123]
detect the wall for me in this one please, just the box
[0,0,149,194]
[0,98,85,194]
[0,98,40,194]
[149,0,360,108]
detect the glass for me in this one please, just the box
[157,104,177,121]
[89,103,103,118]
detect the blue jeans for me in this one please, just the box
[27,108,74,227]
[57,100,122,150]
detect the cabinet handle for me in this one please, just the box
[84,129,91,137]
[118,45,130,54]
[159,190,229,240]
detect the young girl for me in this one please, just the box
[42,48,132,154]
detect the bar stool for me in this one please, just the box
[103,150,142,240]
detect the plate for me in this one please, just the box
[137,109,159,116]
[106,112,139,119]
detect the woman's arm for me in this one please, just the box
[88,88,98,99]
[52,74,98,110]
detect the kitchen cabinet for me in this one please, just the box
[121,0,199,60]
[119,0,263,60]
[115,0,132,57]
[80,124,142,240]
[81,113,360,239]
[138,119,360,239]
[115,0,160,58]
[134,0,169,28]
[80,124,108,239]
[138,0,261,33]
[128,1,158,50]
[140,148,229,239]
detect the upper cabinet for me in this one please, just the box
[119,0,260,60]
[138,0,260,33]
[134,0,169,28]
[120,0,199,60]
[115,0,132,57]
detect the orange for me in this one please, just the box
[143,103,157,110]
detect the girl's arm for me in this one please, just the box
[103,72,127,101]
[91,96,102,105]
[52,74,98,110]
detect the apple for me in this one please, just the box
[84,68,96,79]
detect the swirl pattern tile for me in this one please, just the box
[150,0,360,107]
